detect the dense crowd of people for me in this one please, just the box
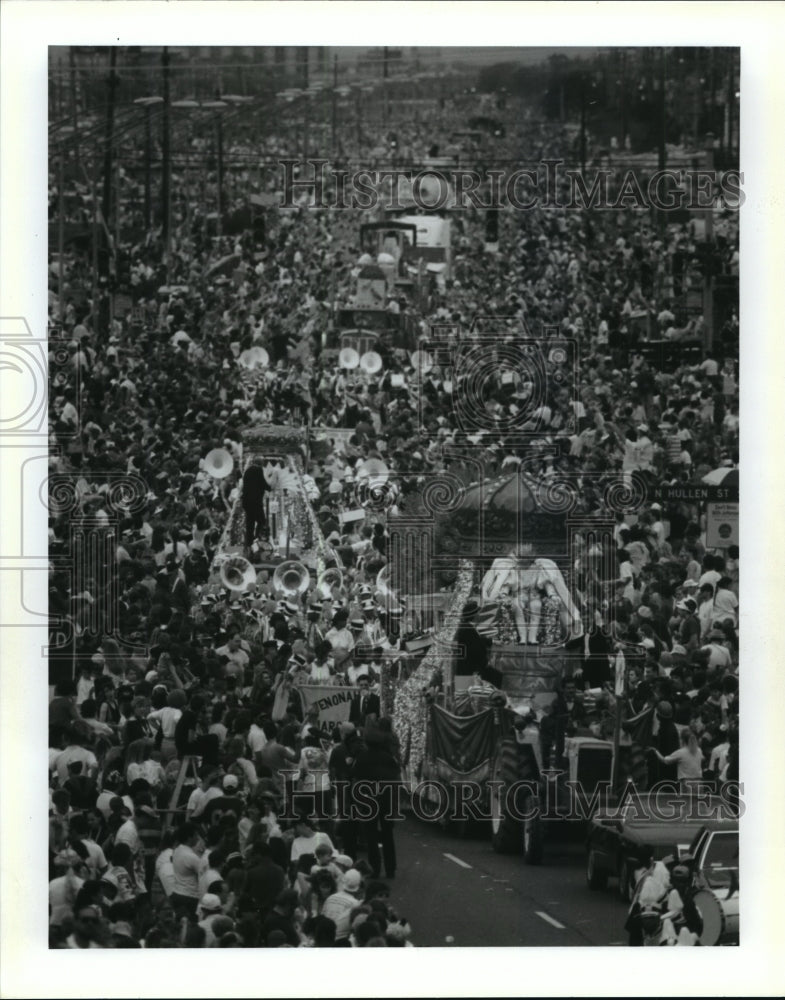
[47,79,739,948]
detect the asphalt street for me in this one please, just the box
[385,815,629,947]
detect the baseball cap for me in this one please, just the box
[223,774,239,790]
[198,893,223,914]
[341,869,363,893]
[676,598,697,613]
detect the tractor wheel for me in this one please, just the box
[618,858,632,902]
[517,739,544,863]
[490,738,522,853]
[490,736,539,854]
[587,849,608,890]
[523,811,544,865]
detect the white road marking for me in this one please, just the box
[535,911,566,930]
[443,852,472,870]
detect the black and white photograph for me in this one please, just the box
[1,2,783,996]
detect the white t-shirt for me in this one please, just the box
[325,627,355,653]
[187,786,222,818]
[147,706,182,738]
[172,843,206,899]
[247,723,268,756]
[49,874,85,926]
[698,599,716,639]
[198,866,224,897]
[81,839,107,879]
[698,569,721,592]
[55,746,98,784]
[701,642,732,671]
[290,831,335,864]
[76,676,94,706]
[712,589,738,626]
[296,746,330,794]
[709,742,730,780]
[155,848,176,897]
[96,792,134,820]
[321,889,359,940]
[114,818,141,854]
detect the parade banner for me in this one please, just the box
[429,705,497,775]
[298,685,361,727]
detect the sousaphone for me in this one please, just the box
[339,347,360,370]
[220,555,257,592]
[360,350,383,375]
[317,567,343,600]
[204,448,234,479]
[273,560,310,597]
[239,346,270,370]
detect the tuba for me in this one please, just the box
[359,350,383,375]
[316,567,343,600]
[339,346,360,370]
[204,447,234,479]
[273,560,310,598]
[220,555,257,592]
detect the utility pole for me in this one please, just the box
[69,47,80,175]
[703,132,715,353]
[162,47,171,264]
[383,46,389,128]
[144,104,153,229]
[579,74,587,173]
[658,48,667,173]
[115,158,121,265]
[90,167,99,326]
[331,54,338,154]
[134,96,163,232]
[57,142,65,328]
[217,111,224,222]
[726,50,735,162]
[100,47,118,278]
[300,46,309,90]
[620,49,627,148]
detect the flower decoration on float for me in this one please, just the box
[392,560,475,777]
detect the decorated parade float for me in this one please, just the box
[388,465,643,861]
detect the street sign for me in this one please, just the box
[706,502,739,548]
[649,483,738,503]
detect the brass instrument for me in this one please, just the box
[204,447,234,479]
[220,555,257,592]
[316,567,343,600]
[272,560,310,597]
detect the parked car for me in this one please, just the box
[688,824,740,945]
[586,791,736,902]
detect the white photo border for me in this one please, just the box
[1,2,783,996]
